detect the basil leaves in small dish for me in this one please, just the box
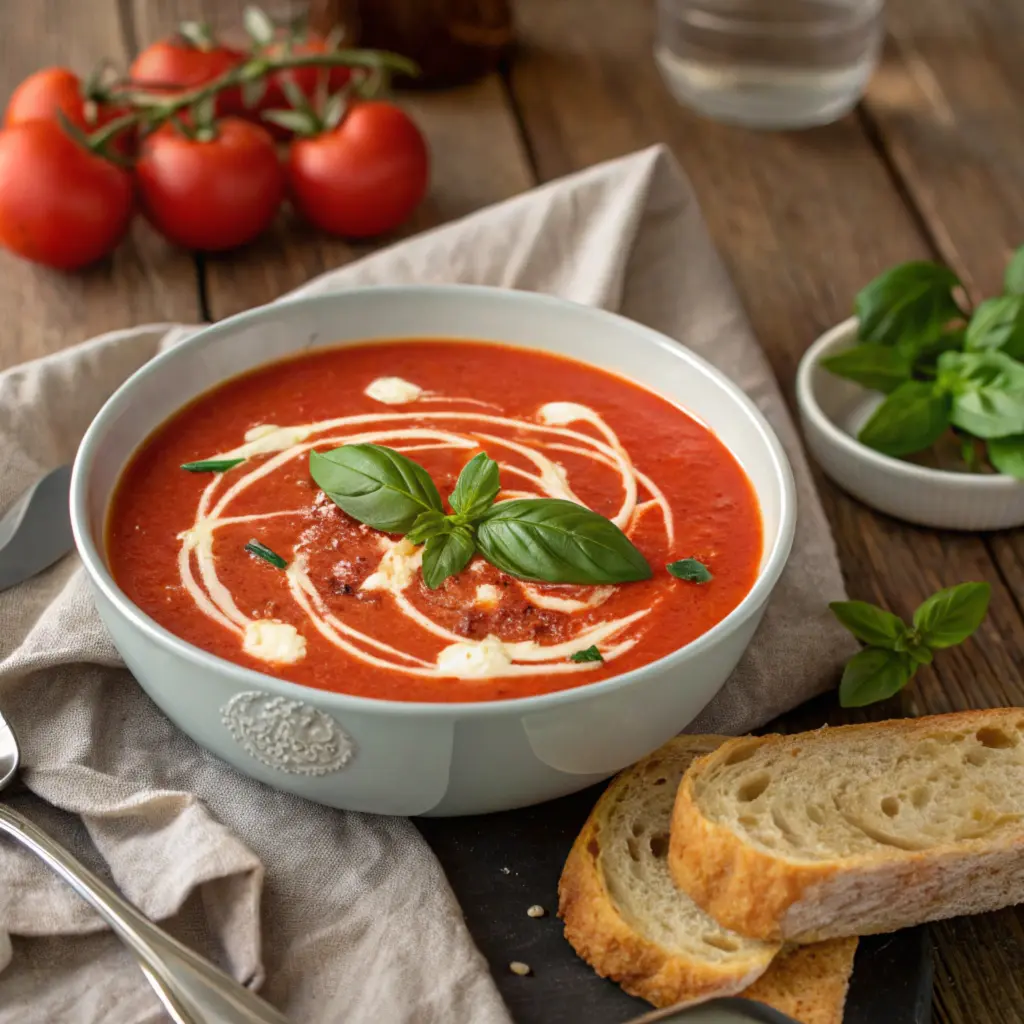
[822,244,1024,478]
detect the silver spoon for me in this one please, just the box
[0,710,288,1024]
[0,464,75,592]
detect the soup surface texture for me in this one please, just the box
[108,340,762,703]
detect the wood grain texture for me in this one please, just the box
[0,0,200,370]
[132,0,534,320]
[506,3,1024,1020]
[857,3,1024,1019]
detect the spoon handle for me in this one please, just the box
[0,804,288,1024]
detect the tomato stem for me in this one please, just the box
[100,48,418,145]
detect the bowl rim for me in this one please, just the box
[71,284,797,719]
[796,316,1024,491]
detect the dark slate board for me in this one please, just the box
[417,784,932,1024]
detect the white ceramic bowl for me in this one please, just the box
[71,286,796,816]
[797,317,1024,531]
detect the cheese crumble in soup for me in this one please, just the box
[107,341,762,703]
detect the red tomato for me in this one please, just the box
[0,120,134,270]
[5,67,83,128]
[136,118,285,252]
[4,67,135,153]
[130,39,244,115]
[287,102,428,239]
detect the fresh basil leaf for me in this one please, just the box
[1005,244,1024,295]
[820,344,914,394]
[310,444,443,533]
[406,510,451,545]
[839,648,915,708]
[912,581,991,649]
[906,644,934,666]
[855,261,964,350]
[828,600,907,649]
[244,539,288,570]
[965,295,1024,361]
[941,350,1024,439]
[422,526,475,589]
[666,558,713,583]
[181,458,245,473]
[857,381,951,457]
[569,645,603,664]
[450,452,501,520]
[987,435,1024,479]
[476,499,652,585]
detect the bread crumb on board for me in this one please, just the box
[527,904,546,918]
[509,961,532,976]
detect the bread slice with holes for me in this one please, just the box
[669,708,1024,944]
[558,734,857,1020]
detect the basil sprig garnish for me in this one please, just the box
[822,245,1024,478]
[422,526,475,590]
[830,581,990,707]
[310,445,652,590]
[475,499,652,585]
[310,443,443,533]
[449,452,501,520]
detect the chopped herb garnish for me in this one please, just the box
[569,645,604,664]
[245,539,288,570]
[181,458,245,473]
[667,558,713,583]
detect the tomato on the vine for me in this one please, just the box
[247,31,354,139]
[130,35,244,115]
[0,120,134,270]
[136,118,285,252]
[287,102,429,239]
[5,66,134,152]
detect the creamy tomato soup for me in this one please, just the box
[107,340,762,703]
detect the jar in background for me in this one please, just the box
[309,0,514,89]
[654,0,884,130]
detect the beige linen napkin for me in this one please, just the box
[0,144,855,1023]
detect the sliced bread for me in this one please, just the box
[669,708,1024,943]
[559,734,857,1020]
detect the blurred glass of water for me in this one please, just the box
[654,0,884,129]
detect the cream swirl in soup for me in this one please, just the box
[108,341,761,703]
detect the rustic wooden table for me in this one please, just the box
[1,1,1022,1021]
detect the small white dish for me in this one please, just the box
[796,317,1024,531]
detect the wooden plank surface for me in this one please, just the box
[856,3,1024,1019]
[1,0,1023,1020]
[0,0,200,369]
[505,2,1024,1022]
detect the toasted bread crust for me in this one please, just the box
[559,736,775,1007]
[741,939,858,1024]
[669,709,1024,942]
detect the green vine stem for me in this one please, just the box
[84,47,419,152]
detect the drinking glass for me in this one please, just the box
[654,0,884,129]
